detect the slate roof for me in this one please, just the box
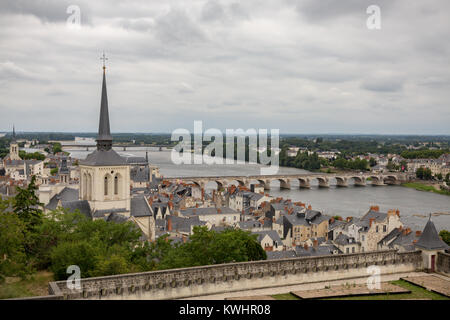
[92,208,128,218]
[168,215,206,233]
[415,217,449,250]
[334,233,358,246]
[252,230,283,245]
[266,250,297,260]
[238,220,263,230]
[181,207,239,216]
[60,200,92,219]
[295,244,340,257]
[125,156,147,164]
[45,187,79,210]
[130,196,152,217]
[131,167,150,183]
[105,212,129,223]
[80,149,127,166]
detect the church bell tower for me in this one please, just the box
[78,54,131,217]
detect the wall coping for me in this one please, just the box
[51,249,415,287]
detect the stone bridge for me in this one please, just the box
[165,172,411,190]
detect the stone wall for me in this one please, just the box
[437,252,450,275]
[48,250,422,300]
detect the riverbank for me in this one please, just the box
[402,182,450,196]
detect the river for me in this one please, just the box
[65,146,450,232]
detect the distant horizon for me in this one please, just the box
[1,130,450,137]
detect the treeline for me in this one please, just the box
[331,158,369,171]
[18,151,45,161]
[0,177,265,284]
[280,137,406,156]
[279,148,321,171]
[400,149,449,159]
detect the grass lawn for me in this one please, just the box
[0,271,54,300]
[271,280,449,300]
[402,182,450,196]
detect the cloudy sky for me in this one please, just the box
[0,0,449,134]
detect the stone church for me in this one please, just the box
[68,62,155,241]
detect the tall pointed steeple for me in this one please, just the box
[12,124,16,142]
[96,53,113,151]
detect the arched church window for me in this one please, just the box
[104,176,108,195]
[114,176,118,195]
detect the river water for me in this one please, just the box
[65,146,450,232]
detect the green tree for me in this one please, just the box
[159,227,266,270]
[439,230,450,246]
[416,167,424,179]
[436,173,443,181]
[13,176,43,232]
[369,157,377,167]
[0,197,28,281]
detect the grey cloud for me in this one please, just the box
[153,8,206,45]
[0,0,92,24]
[361,76,404,92]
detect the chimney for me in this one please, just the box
[307,205,312,210]
[182,235,187,243]
[369,218,375,227]
[217,208,222,213]
[196,203,199,208]
[330,217,335,224]
[346,217,352,222]
[167,216,172,232]
[169,194,173,200]
[313,239,318,248]
[405,228,411,235]
[396,209,400,217]
[304,243,309,250]
[370,205,379,212]
[168,201,173,210]
[212,190,216,202]
[201,188,204,201]
[415,230,422,237]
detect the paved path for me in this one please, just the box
[179,271,427,300]
[401,274,450,297]
[291,282,408,299]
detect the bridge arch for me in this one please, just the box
[369,175,384,186]
[334,176,348,187]
[348,176,366,186]
[315,176,329,188]
[383,175,398,185]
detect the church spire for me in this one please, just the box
[97,53,113,151]
[12,124,16,142]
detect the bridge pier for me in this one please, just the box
[279,179,291,190]
[298,178,310,189]
[353,177,366,186]
[370,176,385,186]
[317,177,329,188]
[335,177,348,187]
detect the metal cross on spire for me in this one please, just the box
[100,52,108,70]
